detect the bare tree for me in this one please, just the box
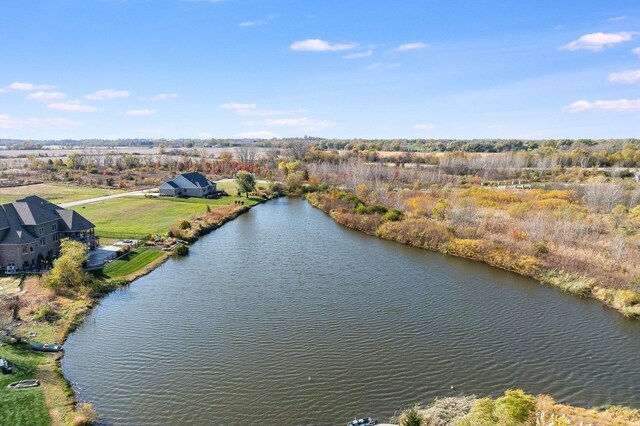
[235,145,258,165]
[288,141,310,161]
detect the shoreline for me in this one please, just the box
[5,197,266,425]
[305,192,640,320]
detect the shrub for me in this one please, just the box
[400,407,423,426]
[178,219,191,230]
[33,304,57,322]
[421,396,475,426]
[532,243,548,256]
[494,389,536,425]
[71,403,97,426]
[173,244,189,256]
[382,209,403,222]
[456,398,497,426]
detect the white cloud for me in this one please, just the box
[608,69,640,84]
[608,16,627,22]
[633,47,640,56]
[367,62,401,70]
[48,101,99,112]
[5,82,56,91]
[413,123,438,130]
[233,131,278,139]
[394,42,428,51]
[197,132,213,138]
[143,93,178,101]
[290,39,358,52]
[85,89,130,100]
[240,14,276,27]
[125,109,157,116]
[559,32,635,51]
[343,50,373,59]
[565,98,640,112]
[0,114,81,130]
[220,102,305,117]
[26,91,67,102]
[220,102,256,111]
[263,117,335,129]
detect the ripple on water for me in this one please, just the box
[62,198,640,426]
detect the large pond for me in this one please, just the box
[62,198,640,425]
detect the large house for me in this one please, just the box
[0,196,96,271]
[159,172,217,198]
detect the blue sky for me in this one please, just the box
[0,0,639,140]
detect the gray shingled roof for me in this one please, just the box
[180,172,212,188]
[163,181,179,188]
[0,195,94,245]
[0,204,37,244]
[55,209,95,232]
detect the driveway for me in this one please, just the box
[59,189,153,208]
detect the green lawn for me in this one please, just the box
[0,344,52,426]
[98,248,164,278]
[0,183,123,205]
[71,194,263,235]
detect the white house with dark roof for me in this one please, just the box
[0,195,96,271]
[159,172,217,198]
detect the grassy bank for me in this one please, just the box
[393,390,640,426]
[306,190,640,318]
[95,248,165,279]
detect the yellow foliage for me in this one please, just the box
[530,189,577,201]
[460,187,522,204]
[535,198,570,210]
[444,239,485,259]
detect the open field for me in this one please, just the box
[97,248,164,279]
[0,183,124,205]
[71,193,262,236]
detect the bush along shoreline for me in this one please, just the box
[1,198,266,425]
[393,390,640,426]
[306,190,640,319]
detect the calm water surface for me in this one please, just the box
[62,198,640,425]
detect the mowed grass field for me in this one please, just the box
[0,345,52,426]
[0,183,123,205]
[71,189,263,235]
[98,248,164,278]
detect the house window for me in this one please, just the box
[53,234,59,242]
[41,238,46,246]
[52,223,58,231]
[22,246,28,254]
[30,246,34,253]
[38,227,45,235]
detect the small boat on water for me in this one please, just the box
[0,358,12,374]
[347,417,377,426]
[8,379,39,389]
[31,342,64,352]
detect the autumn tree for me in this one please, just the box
[235,171,256,198]
[45,239,91,290]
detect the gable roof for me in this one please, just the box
[0,195,95,244]
[179,172,212,188]
[160,181,179,189]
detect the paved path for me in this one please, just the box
[59,189,153,208]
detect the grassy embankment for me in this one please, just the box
[394,390,640,426]
[306,187,640,318]
[0,183,124,205]
[0,181,266,425]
